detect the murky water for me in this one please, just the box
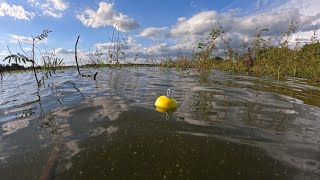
[0,67,319,179]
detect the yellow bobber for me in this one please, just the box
[155,107,177,113]
[154,89,178,110]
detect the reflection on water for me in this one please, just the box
[0,67,319,179]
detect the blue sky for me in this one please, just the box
[0,0,319,65]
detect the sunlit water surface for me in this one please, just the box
[0,67,320,179]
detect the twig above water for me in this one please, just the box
[74,35,98,80]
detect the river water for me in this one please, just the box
[0,67,319,179]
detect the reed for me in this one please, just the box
[160,21,320,80]
[3,30,52,86]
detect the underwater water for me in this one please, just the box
[0,67,319,179]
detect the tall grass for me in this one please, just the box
[161,21,320,80]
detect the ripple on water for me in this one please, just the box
[0,68,319,178]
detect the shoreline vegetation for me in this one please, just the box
[1,21,320,81]
[160,22,320,81]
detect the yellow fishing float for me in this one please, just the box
[155,107,177,113]
[154,89,178,111]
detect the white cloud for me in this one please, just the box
[94,42,113,50]
[9,34,33,44]
[50,0,68,10]
[28,0,69,18]
[278,0,320,16]
[177,17,187,23]
[95,36,141,57]
[169,8,320,47]
[92,35,193,63]
[76,2,139,32]
[0,2,35,20]
[139,27,168,38]
[9,33,50,45]
[13,0,318,65]
[55,48,74,54]
[127,36,137,46]
[59,35,171,64]
[143,43,170,55]
[52,36,193,65]
[54,48,88,65]
[42,10,62,18]
[0,50,8,64]
[80,2,319,64]
[170,11,218,38]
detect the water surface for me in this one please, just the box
[0,67,319,179]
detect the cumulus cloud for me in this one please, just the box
[278,0,320,16]
[93,35,192,63]
[173,10,304,37]
[28,0,69,18]
[95,36,142,58]
[76,2,139,32]
[131,1,320,59]
[53,35,182,64]
[19,0,320,65]
[9,33,50,46]
[0,2,35,20]
[47,39,191,65]
[139,27,168,39]
[136,43,192,63]
[54,48,88,65]
[55,48,74,54]
[9,34,33,44]
[170,11,218,38]
[169,8,320,47]
[95,42,114,50]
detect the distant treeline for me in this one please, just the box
[0,63,26,71]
